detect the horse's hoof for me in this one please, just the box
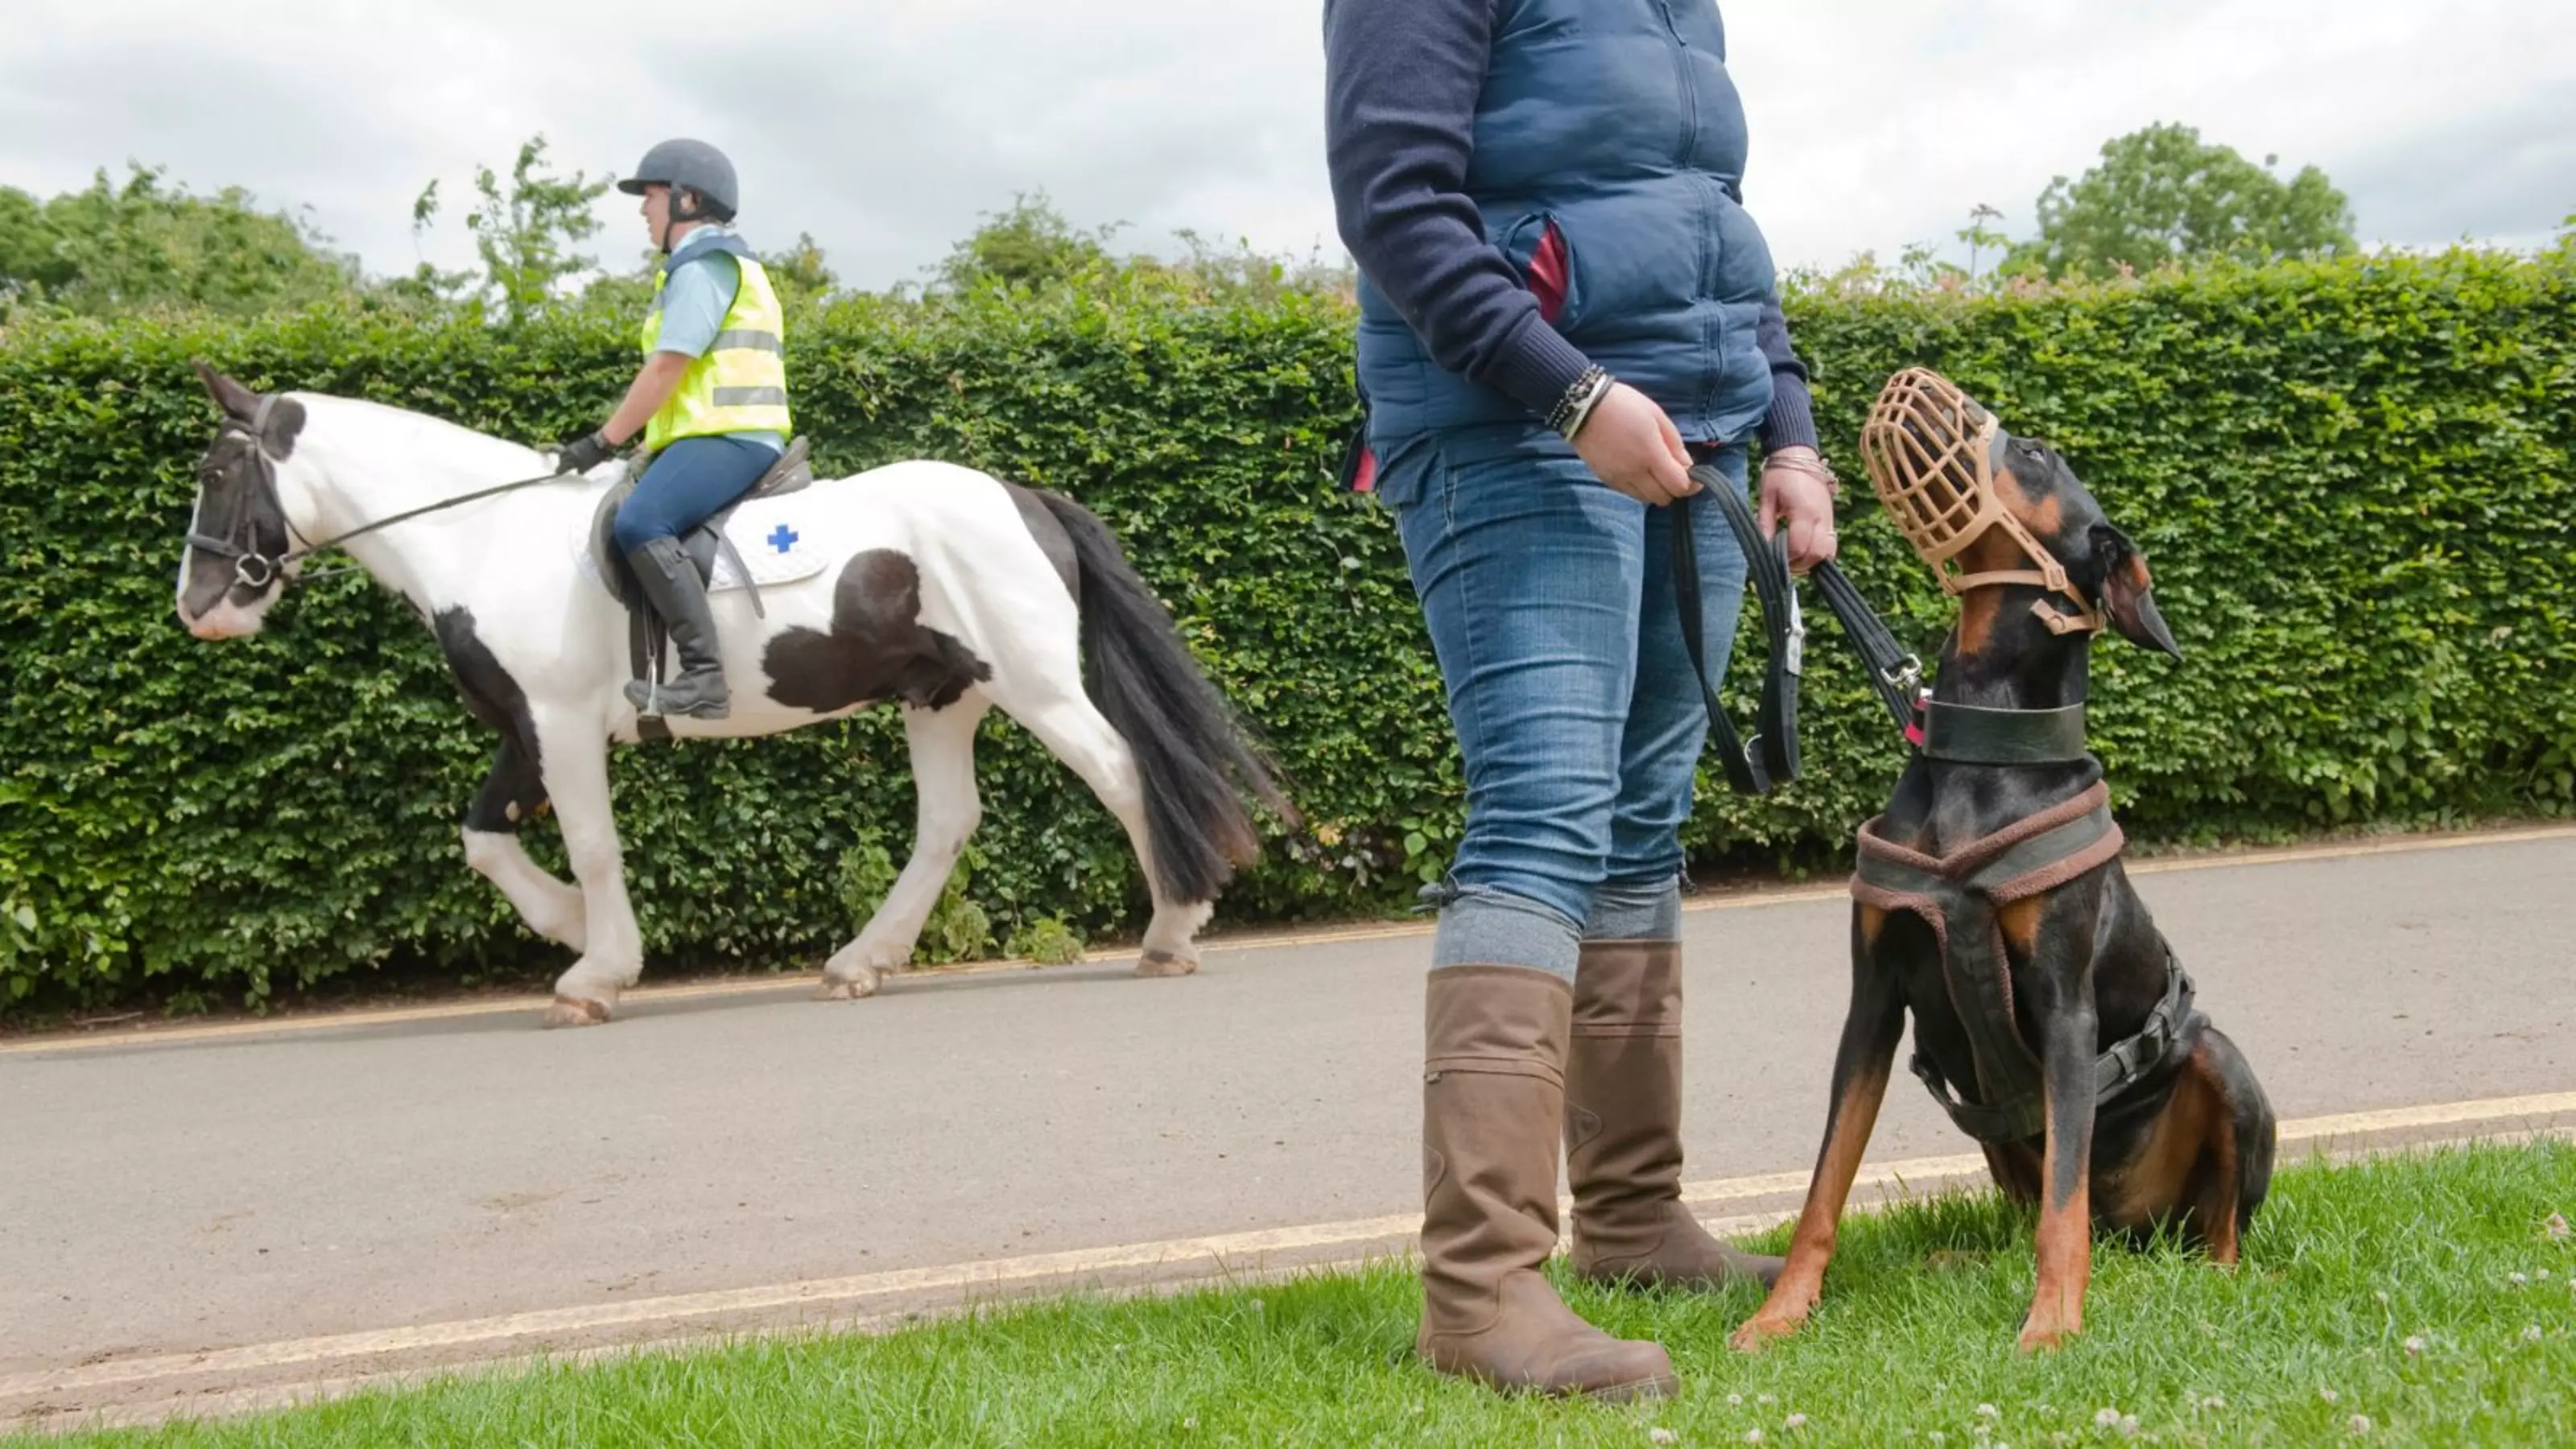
[1135,949,1199,979]
[543,996,612,1029]
[813,970,882,1001]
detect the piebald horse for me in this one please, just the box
[172,365,1290,1027]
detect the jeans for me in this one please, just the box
[612,434,777,554]
[1381,427,1749,978]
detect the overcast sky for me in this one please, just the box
[6,1,2570,291]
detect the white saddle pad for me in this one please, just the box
[577,490,833,594]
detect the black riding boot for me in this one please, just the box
[623,535,730,720]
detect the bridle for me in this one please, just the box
[185,395,568,593]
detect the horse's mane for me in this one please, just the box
[294,392,556,477]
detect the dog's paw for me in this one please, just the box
[1729,1311,1805,1354]
[2016,1315,2081,1355]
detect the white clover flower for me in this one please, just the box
[2402,1335,2426,1356]
[1978,1405,2000,1419]
[2349,1414,2372,1435]
[2095,1409,2121,1428]
[1785,1414,1808,1431]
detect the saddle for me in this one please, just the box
[588,436,815,614]
[588,437,815,737]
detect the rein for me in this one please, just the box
[188,399,572,591]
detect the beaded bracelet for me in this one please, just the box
[1764,450,1842,495]
[1547,365,1612,438]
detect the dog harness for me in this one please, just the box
[1851,774,2201,1145]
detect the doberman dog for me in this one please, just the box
[1732,420,2277,1355]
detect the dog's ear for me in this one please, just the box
[2091,523,2179,658]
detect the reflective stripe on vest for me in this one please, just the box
[640,253,793,452]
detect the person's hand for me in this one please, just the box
[1571,382,1698,506]
[553,430,613,475]
[1759,445,1839,572]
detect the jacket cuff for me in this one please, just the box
[1760,374,1820,455]
[1490,319,1596,419]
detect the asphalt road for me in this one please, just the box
[4,830,2571,1427]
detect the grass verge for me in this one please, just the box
[34,1141,2576,1447]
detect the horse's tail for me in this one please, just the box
[1031,489,1296,903]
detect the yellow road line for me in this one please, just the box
[7,824,2568,1057]
[8,1090,2568,1403]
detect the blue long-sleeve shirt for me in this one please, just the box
[1323,0,1818,453]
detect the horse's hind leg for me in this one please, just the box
[531,709,645,1028]
[819,699,989,1001]
[460,734,586,951]
[984,677,1212,977]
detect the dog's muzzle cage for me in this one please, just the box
[1859,368,2104,636]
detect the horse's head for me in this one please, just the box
[175,362,309,640]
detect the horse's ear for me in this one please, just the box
[192,360,262,420]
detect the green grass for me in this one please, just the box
[35,1142,2576,1447]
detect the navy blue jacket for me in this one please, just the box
[1325,0,1816,454]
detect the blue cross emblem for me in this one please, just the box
[767,523,799,555]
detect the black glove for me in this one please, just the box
[554,430,613,474]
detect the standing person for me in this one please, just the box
[1323,0,1842,1400]
[551,138,792,721]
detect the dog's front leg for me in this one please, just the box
[1732,906,1908,1352]
[2010,895,2099,1353]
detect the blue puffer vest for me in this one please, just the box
[1355,0,1777,449]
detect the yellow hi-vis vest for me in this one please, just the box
[639,244,792,453]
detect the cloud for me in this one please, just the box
[2,0,2568,292]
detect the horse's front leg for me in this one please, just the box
[531,709,644,1028]
[460,734,585,951]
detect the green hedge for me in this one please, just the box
[2,252,2570,1014]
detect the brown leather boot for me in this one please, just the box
[1566,939,1784,1290]
[1418,965,1677,1401]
